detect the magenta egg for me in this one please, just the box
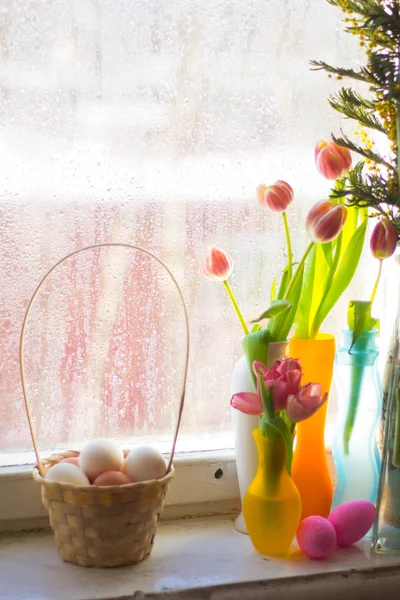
[328,501,375,546]
[297,516,337,559]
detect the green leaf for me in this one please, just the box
[338,204,359,264]
[270,417,294,475]
[314,242,334,307]
[260,414,294,475]
[270,278,277,303]
[274,263,305,341]
[259,375,275,420]
[276,268,289,300]
[310,218,368,337]
[294,243,331,339]
[242,328,272,388]
[321,241,333,267]
[347,300,379,351]
[251,323,262,333]
[251,299,292,323]
[294,244,317,339]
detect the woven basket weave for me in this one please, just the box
[33,450,175,567]
[21,244,189,568]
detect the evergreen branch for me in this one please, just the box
[327,0,378,16]
[329,0,400,42]
[365,13,400,36]
[332,133,393,169]
[333,87,375,110]
[329,88,386,134]
[328,0,400,26]
[321,0,400,233]
[392,215,400,233]
[367,52,399,93]
[310,60,372,83]
[330,162,400,212]
[346,25,396,48]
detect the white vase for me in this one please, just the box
[230,341,288,534]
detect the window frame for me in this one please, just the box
[0,450,240,530]
[0,446,337,530]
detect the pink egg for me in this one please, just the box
[297,516,337,559]
[328,501,375,547]
[60,457,80,467]
[93,471,133,486]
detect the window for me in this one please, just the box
[0,0,374,467]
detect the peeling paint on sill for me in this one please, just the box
[1,515,400,600]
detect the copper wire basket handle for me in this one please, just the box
[20,243,190,478]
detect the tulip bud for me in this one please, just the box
[370,218,398,260]
[286,383,327,423]
[306,200,347,244]
[201,245,233,280]
[315,139,352,180]
[257,180,294,213]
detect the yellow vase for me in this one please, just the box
[243,429,302,556]
[289,334,335,519]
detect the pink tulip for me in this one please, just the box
[275,358,302,376]
[257,180,294,213]
[370,218,397,260]
[306,200,347,243]
[201,245,233,280]
[265,374,301,410]
[230,361,272,416]
[253,360,302,409]
[230,391,263,415]
[230,359,302,415]
[286,383,328,423]
[315,139,352,180]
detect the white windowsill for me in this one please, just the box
[1,514,400,600]
[0,447,393,600]
[0,445,338,531]
[0,450,241,531]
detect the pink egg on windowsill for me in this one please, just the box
[297,516,337,559]
[328,501,376,547]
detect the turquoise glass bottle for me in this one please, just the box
[332,329,382,508]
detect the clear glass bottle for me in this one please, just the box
[332,329,382,508]
[372,316,400,554]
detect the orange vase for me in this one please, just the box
[288,334,335,519]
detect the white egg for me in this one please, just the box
[124,446,167,482]
[45,462,90,486]
[79,438,124,481]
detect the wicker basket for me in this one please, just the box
[20,244,189,568]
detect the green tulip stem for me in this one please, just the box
[284,241,314,301]
[370,259,383,305]
[343,362,365,455]
[343,328,370,455]
[393,386,400,468]
[282,211,293,283]
[223,279,249,335]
